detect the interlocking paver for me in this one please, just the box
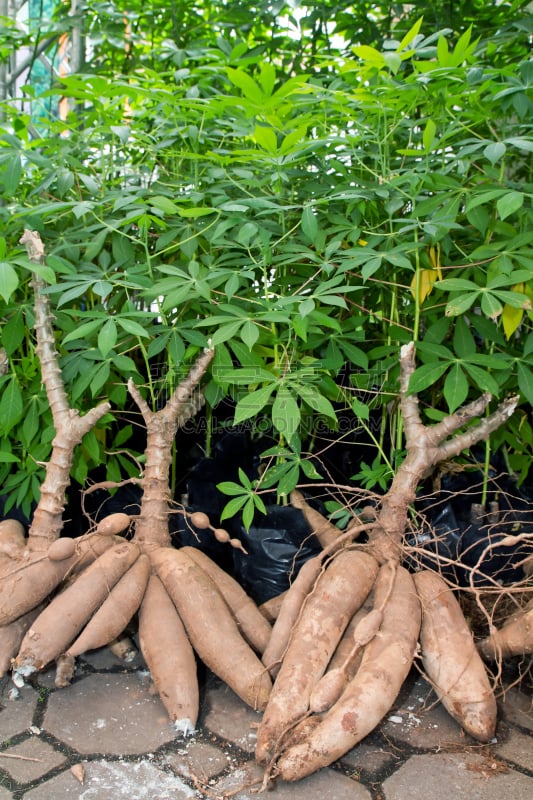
[339,741,398,777]
[0,735,66,783]
[383,751,533,800]
[496,728,533,771]
[0,667,531,799]
[164,740,232,780]
[43,673,181,754]
[499,688,533,732]
[23,759,198,799]
[213,759,372,799]
[0,685,37,742]
[381,676,469,749]
[202,684,262,753]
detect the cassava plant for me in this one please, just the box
[1,232,273,735]
[0,232,530,785]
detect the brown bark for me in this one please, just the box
[20,231,110,551]
[128,348,214,550]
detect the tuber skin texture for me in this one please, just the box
[47,538,77,561]
[414,570,497,742]
[139,574,199,734]
[14,541,140,671]
[65,554,151,658]
[275,565,421,781]
[0,607,42,678]
[152,546,272,711]
[256,549,379,765]
[182,546,272,654]
[478,597,533,660]
[94,513,132,536]
[0,519,26,558]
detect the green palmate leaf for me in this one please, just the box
[295,384,337,421]
[240,320,260,349]
[496,191,524,221]
[90,361,110,396]
[301,206,318,243]
[226,67,263,101]
[241,497,257,530]
[484,142,507,164]
[277,463,300,497]
[351,397,370,421]
[462,363,500,395]
[3,154,21,196]
[82,429,101,463]
[0,377,23,435]
[63,319,103,344]
[299,297,315,317]
[0,452,20,463]
[1,310,25,355]
[446,293,478,316]
[517,363,533,405]
[219,495,248,520]
[21,401,40,448]
[233,384,276,424]
[443,363,469,412]
[98,319,118,357]
[408,362,449,394]
[480,291,502,319]
[272,387,300,439]
[423,119,437,152]
[117,317,152,338]
[0,263,19,302]
[210,319,245,346]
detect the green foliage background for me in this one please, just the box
[0,1,532,519]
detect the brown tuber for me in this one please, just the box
[188,511,211,529]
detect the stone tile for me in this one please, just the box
[43,673,182,755]
[214,759,371,800]
[24,759,198,799]
[499,688,533,732]
[164,740,232,780]
[202,684,262,753]
[0,735,66,783]
[381,676,468,749]
[496,728,533,771]
[383,752,533,800]
[339,741,398,777]
[0,685,37,742]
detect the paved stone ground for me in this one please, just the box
[0,646,531,799]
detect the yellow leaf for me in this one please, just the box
[428,244,443,279]
[502,303,523,339]
[502,283,526,338]
[410,268,439,304]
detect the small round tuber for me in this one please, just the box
[95,513,132,536]
[189,511,211,530]
[47,538,77,561]
[213,528,231,543]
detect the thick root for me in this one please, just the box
[151,546,272,711]
[65,554,151,658]
[256,549,378,764]
[14,541,140,673]
[478,597,533,660]
[182,546,272,654]
[139,574,199,734]
[0,607,42,678]
[275,565,420,781]
[415,570,497,741]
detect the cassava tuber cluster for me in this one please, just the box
[1,232,530,786]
